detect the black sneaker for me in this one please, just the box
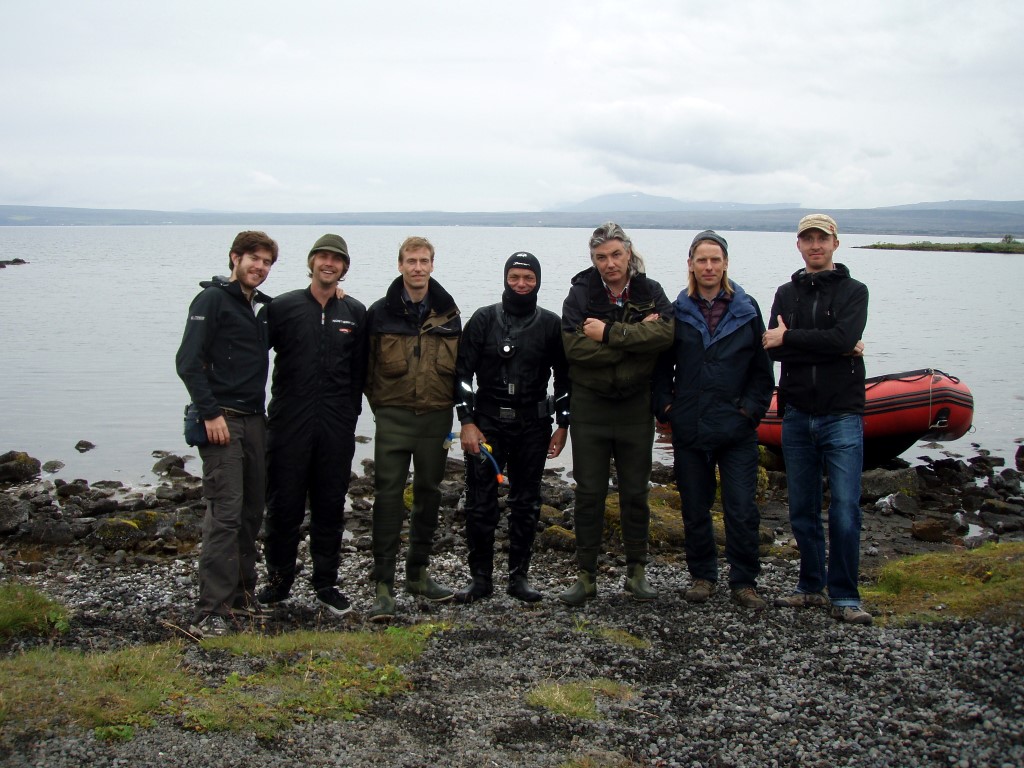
[316,587,353,617]
[257,581,291,606]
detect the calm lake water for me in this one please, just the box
[1,225,1021,485]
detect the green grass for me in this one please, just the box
[0,582,70,638]
[0,623,447,741]
[864,542,1024,624]
[526,678,634,720]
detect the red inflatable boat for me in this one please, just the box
[757,368,975,467]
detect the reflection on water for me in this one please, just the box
[1,225,1021,483]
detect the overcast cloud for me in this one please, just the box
[1,0,1021,212]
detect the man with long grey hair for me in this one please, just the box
[558,222,674,605]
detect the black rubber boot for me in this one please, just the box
[507,574,542,603]
[454,575,494,604]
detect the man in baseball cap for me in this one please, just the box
[762,214,872,625]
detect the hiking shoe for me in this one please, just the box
[256,581,291,606]
[316,587,353,617]
[774,591,829,608]
[684,579,716,603]
[189,614,231,639]
[831,605,873,625]
[730,587,767,610]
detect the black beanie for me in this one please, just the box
[501,251,541,315]
[688,230,729,259]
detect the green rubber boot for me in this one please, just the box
[624,563,658,601]
[405,566,455,602]
[367,582,396,623]
[558,571,597,606]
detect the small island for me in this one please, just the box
[856,235,1023,253]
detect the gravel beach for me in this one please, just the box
[4,509,1023,768]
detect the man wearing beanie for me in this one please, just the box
[763,214,872,625]
[559,222,674,605]
[258,234,367,617]
[364,236,461,621]
[452,252,570,604]
[653,230,774,611]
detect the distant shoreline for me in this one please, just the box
[856,236,1023,254]
[2,203,1024,238]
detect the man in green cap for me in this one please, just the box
[257,234,368,617]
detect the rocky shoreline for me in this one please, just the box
[2,445,1023,767]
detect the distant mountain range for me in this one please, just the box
[548,192,801,213]
[2,197,1023,237]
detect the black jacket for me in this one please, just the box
[455,303,570,427]
[266,287,367,427]
[653,282,774,450]
[175,278,271,419]
[560,268,674,400]
[767,264,868,415]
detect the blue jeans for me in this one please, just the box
[781,406,864,606]
[673,433,762,589]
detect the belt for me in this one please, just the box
[222,407,256,417]
[475,400,550,422]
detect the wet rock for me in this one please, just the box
[979,498,1024,517]
[0,451,42,483]
[56,481,90,498]
[949,511,970,535]
[0,497,31,534]
[991,468,1022,496]
[24,518,75,546]
[42,460,65,473]
[74,440,96,453]
[911,518,946,542]
[89,518,147,551]
[860,467,919,503]
[153,454,186,475]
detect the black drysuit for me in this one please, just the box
[263,287,368,592]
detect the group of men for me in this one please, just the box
[175,213,872,637]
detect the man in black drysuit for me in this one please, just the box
[453,252,570,603]
[257,233,368,616]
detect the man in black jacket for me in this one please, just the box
[654,230,774,610]
[257,234,367,617]
[453,252,569,604]
[763,214,872,625]
[176,230,278,638]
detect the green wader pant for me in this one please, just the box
[569,387,655,574]
[371,406,453,585]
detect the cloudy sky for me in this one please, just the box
[2,1,1021,213]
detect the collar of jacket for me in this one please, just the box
[571,266,656,308]
[383,275,459,329]
[673,281,757,349]
[200,277,272,306]
[791,262,852,288]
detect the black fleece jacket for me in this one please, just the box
[766,264,868,415]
